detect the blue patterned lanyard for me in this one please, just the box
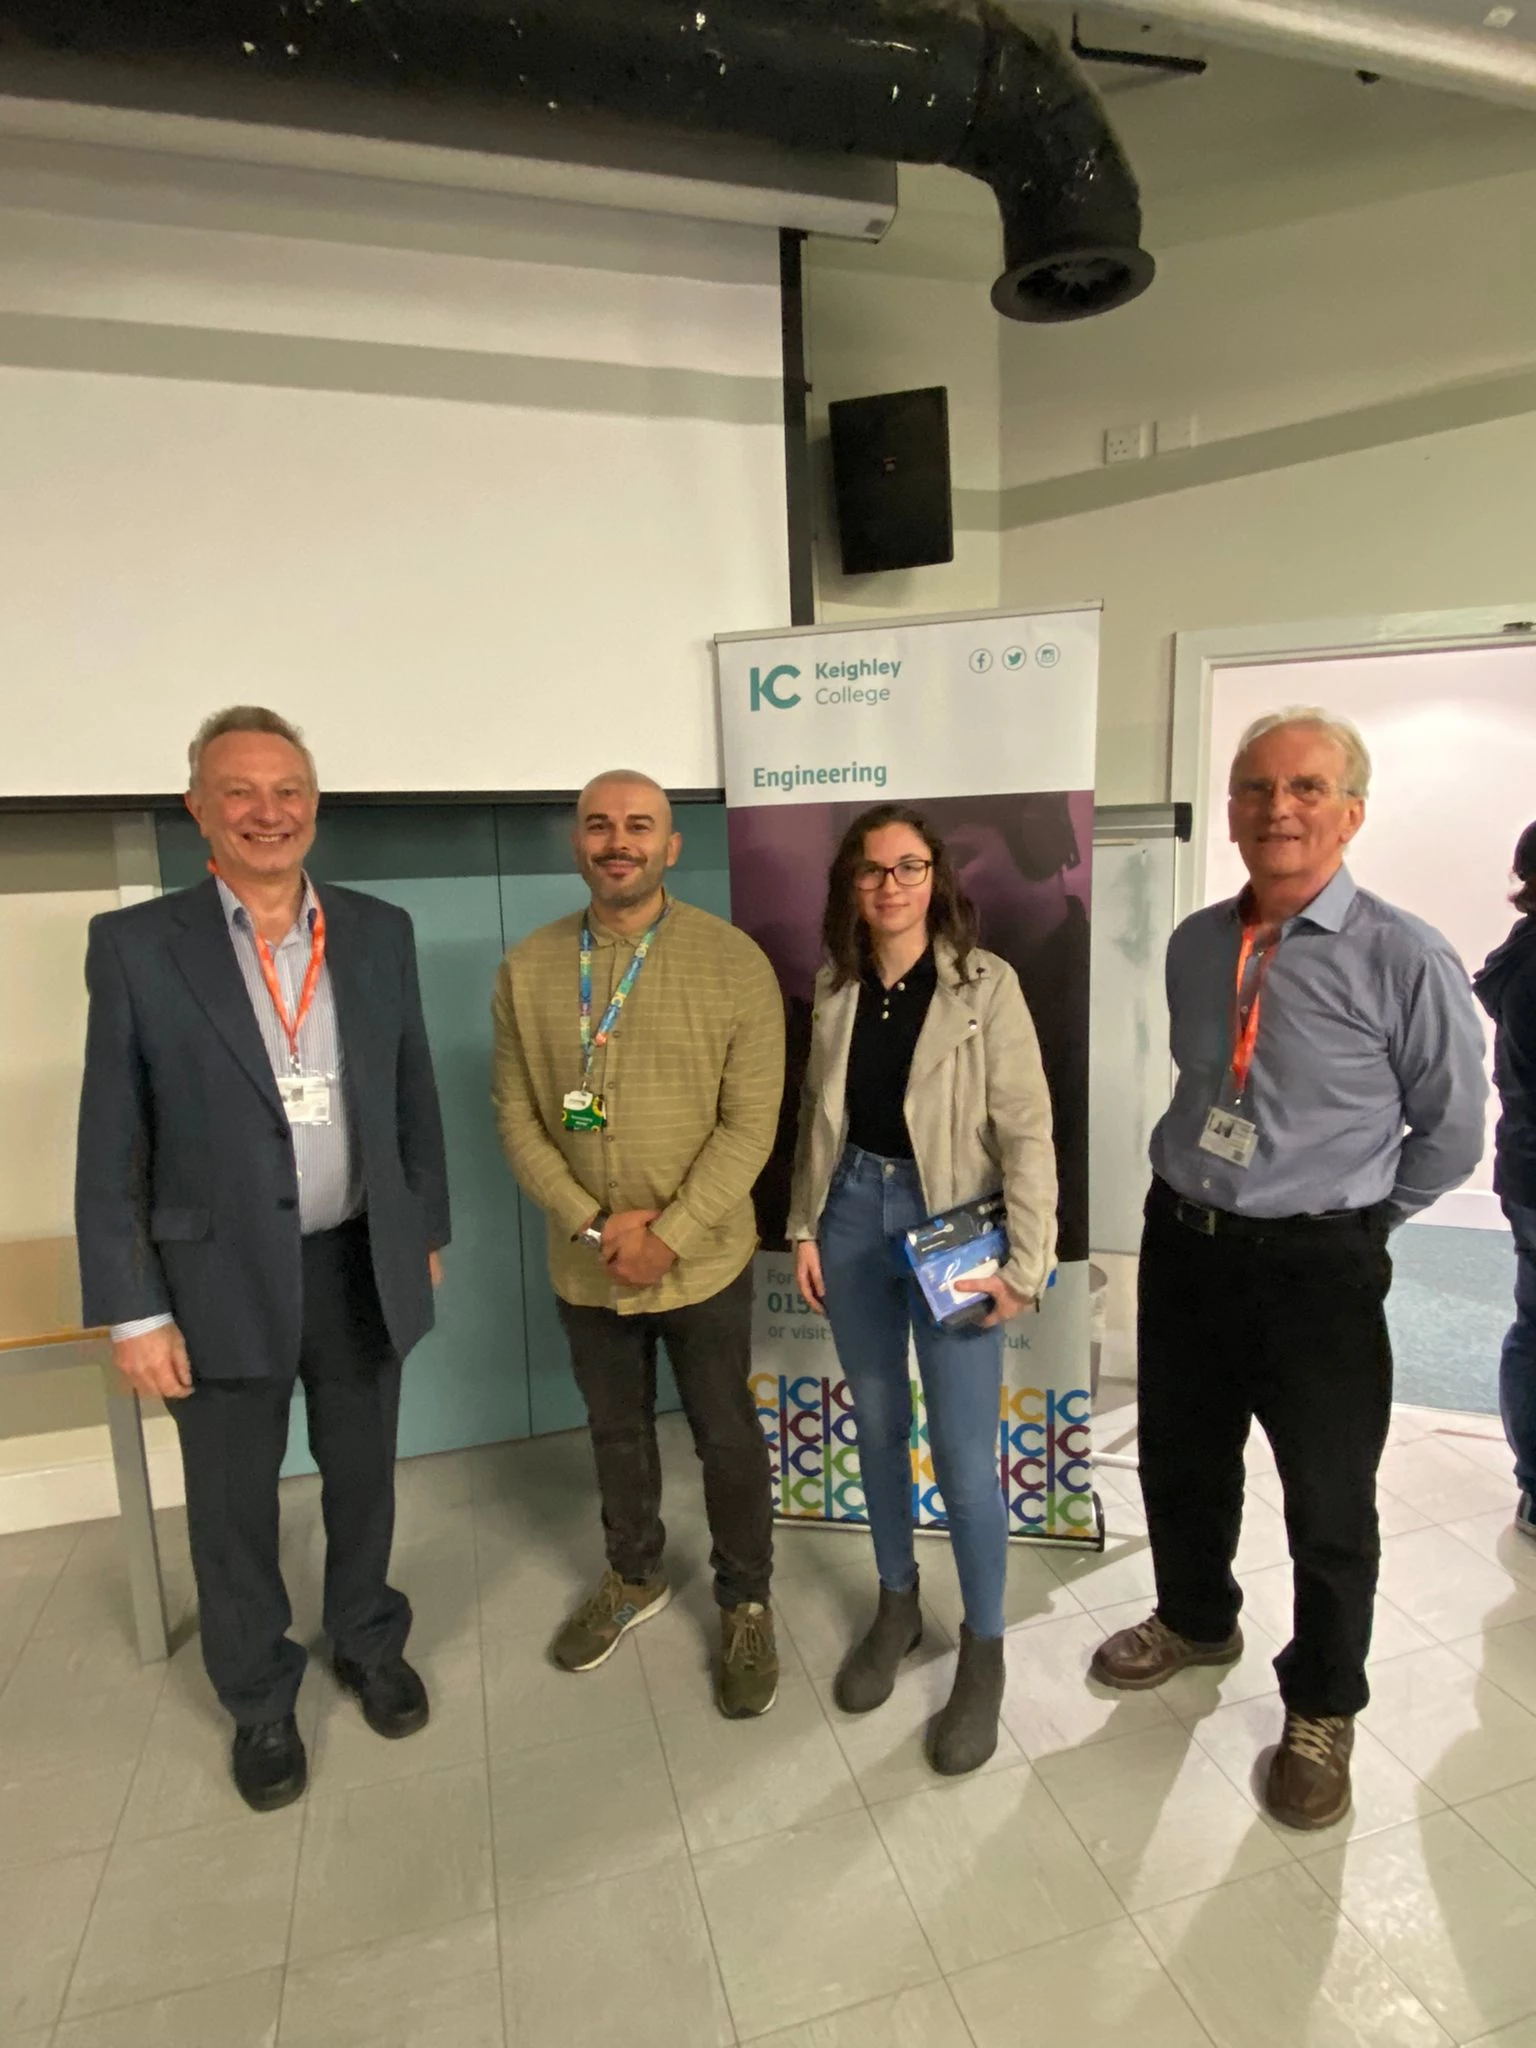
[579,908,668,1082]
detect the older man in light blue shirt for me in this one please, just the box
[1152,863,1486,1224]
[1093,706,1486,1834]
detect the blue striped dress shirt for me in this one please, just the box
[1149,865,1487,1226]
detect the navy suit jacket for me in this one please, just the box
[75,877,450,1380]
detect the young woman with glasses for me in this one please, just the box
[788,803,1057,1773]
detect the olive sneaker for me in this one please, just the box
[551,1569,670,1672]
[718,1601,779,1719]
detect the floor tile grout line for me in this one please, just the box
[1283,1849,1461,2035]
[639,1595,743,2044]
[1441,1786,1536,1898]
[46,1622,173,2036]
[1435,1517,1536,1600]
[272,1660,324,2041]
[47,1961,282,2042]
[470,1485,511,2048]
[0,1522,86,1710]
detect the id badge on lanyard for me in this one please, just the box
[563,908,668,1132]
[279,1072,333,1126]
[1197,921,1277,1170]
[252,899,333,1127]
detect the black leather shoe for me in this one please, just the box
[231,1716,307,1813]
[334,1654,430,1739]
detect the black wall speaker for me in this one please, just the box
[827,386,954,577]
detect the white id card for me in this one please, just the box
[278,1073,333,1127]
[1198,1106,1258,1167]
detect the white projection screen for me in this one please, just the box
[0,146,792,797]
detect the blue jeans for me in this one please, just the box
[1501,1199,1536,1496]
[819,1145,1007,1638]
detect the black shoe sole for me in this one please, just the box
[233,1769,308,1814]
[334,1662,431,1739]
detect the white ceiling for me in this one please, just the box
[811,15,1536,279]
[1025,0,1536,101]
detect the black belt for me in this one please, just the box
[1152,1177,1373,1239]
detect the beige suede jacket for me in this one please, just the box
[787,939,1058,1303]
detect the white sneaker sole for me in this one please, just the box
[561,1583,673,1672]
[718,1681,778,1721]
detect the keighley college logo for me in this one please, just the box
[749,663,802,711]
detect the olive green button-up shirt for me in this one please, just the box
[491,897,785,1314]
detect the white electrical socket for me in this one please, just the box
[1155,415,1198,454]
[1103,424,1148,465]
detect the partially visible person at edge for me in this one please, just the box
[491,771,785,1718]
[75,707,449,1813]
[788,804,1057,1776]
[1473,820,1536,1542]
[1092,708,1486,1832]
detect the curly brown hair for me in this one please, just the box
[822,803,979,989]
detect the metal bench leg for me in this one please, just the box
[103,1371,169,1663]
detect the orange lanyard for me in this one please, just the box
[212,862,326,1069]
[253,904,326,1071]
[1230,922,1280,1098]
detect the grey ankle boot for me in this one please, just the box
[833,1581,923,1714]
[929,1624,1005,1775]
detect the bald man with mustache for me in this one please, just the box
[492,771,786,1718]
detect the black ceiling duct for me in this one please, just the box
[0,0,1155,322]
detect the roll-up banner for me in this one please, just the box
[715,607,1101,1548]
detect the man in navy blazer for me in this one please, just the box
[75,706,450,1811]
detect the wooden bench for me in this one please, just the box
[0,1237,169,1662]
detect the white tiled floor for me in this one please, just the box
[3,1382,1535,2045]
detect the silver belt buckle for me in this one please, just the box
[1176,1198,1218,1236]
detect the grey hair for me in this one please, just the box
[187,706,317,791]
[1231,706,1372,799]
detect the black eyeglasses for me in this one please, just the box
[853,857,933,890]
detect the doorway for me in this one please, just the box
[1173,609,1536,1413]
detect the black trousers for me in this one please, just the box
[1137,1178,1394,1718]
[170,1218,411,1725]
[556,1261,774,1609]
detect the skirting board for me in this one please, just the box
[0,1414,184,1536]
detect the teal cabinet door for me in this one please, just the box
[353,870,530,1460]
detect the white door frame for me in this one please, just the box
[1170,604,1536,921]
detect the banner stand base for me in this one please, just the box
[769,1493,1107,1555]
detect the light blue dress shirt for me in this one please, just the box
[110,876,361,1341]
[1149,865,1488,1225]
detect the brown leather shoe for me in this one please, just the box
[1090,1612,1243,1691]
[1264,1712,1354,1830]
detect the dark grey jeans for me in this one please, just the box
[556,1261,773,1608]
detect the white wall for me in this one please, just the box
[804,185,1001,623]
[999,167,1536,802]
[1002,165,1536,488]
[0,816,120,1439]
[1002,411,1536,802]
